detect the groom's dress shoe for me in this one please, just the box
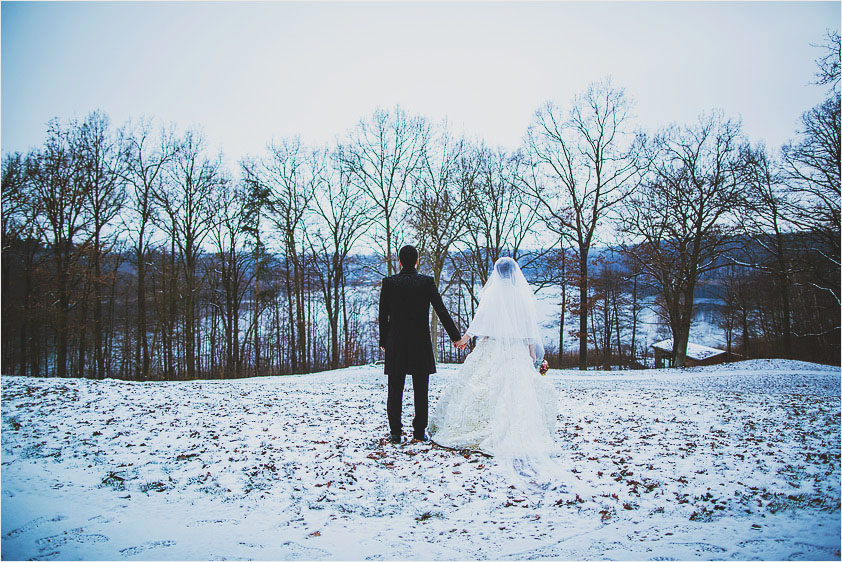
[412,432,430,443]
[389,433,402,444]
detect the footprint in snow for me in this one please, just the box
[670,541,727,553]
[4,515,67,538]
[35,527,109,549]
[29,550,62,561]
[788,542,840,559]
[280,540,330,559]
[190,518,237,526]
[119,539,176,557]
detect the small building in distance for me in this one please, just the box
[651,338,727,368]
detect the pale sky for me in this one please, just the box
[2,1,839,166]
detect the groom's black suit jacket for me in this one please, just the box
[379,266,461,376]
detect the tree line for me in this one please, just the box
[2,31,839,377]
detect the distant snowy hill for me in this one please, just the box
[2,361,839,560]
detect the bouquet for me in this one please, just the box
[538,359,549,376]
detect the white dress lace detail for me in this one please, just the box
[429,336,557,459]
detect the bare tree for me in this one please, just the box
[2,152,40,376]
[28,119,90,377]
[309,146,371,369]
[407,125,472,354]
[813,29,841,91]
[773,28,841,359]
[589,255,621,369]
[343,106,428,276]
[716,263,757,359]
[239,156,273,376]
[78,111,125,379]
[466,146,541,283]
[154,129,223,379]
[1,153,29,253]
[452,144,544,342]
[736,143,797,357]
[781,99,841,308]
[208,181,254,376]
[245,138,316,373]
[120,119,177,380]
[621,112,745,367]
[526,79,638,370]
[621,252,645,366]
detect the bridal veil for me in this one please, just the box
[466,257,545,363]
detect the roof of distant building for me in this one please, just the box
[651,339,726,362]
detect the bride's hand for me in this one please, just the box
[454,334,470,350]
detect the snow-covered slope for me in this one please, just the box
[2,361,839,560]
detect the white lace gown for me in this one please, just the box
[429,337,558,459]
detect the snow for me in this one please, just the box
[2,360,840,560]
[652,339,726,362]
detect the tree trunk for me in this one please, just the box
[330,260,341,369]
[780,273,791,358]
[385,212,393,276]
[603,293,611,370]
[56,251,69,378]
[78,274,90,378]
[20,245,35,377]
[185,244,196,379]
[136,243,149,381]
[274,294,282,375]
[775,232,792,358]
[342,277,349,367]
[295,257,306,373]
[741,306,750,357]
[285,259,296,373]
[578,248,589,371]
[166,242,177,379]
[673,324,689,368]
[613,288,622,367]
[630,275,638,364]
[558,248,566,366]
[430,266,441,361]
[673,290,695,368]
[93,232,104,379]
[106,256,120,378]
[253,240,261,376]
[233,261,241,375]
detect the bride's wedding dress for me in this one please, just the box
[430,258,558,476]
[429,336,557,457]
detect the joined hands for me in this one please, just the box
[453,334,470,350]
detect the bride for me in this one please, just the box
[429,257,558,465]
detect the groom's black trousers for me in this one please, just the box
[386,373,429,437]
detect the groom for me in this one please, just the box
[379,245,462,444]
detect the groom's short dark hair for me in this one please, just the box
[399,245,418,268]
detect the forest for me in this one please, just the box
[1,32,839,379]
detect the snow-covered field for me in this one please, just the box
[2,360,840,561]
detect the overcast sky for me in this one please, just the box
[2,1,839,166]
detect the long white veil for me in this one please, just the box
[461,257,561,495]
[466,257,545,363]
